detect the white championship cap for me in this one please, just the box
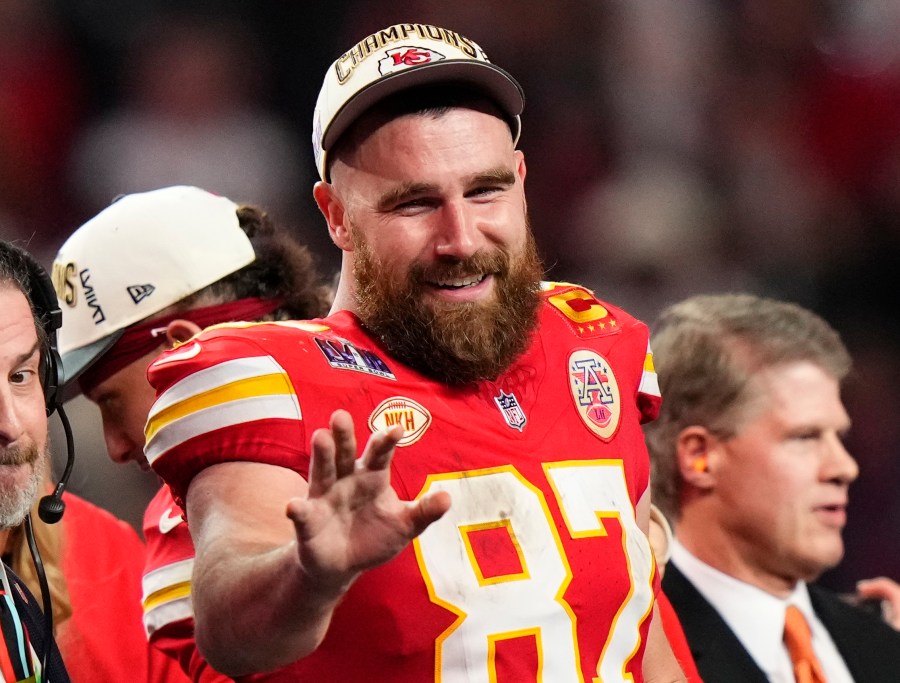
[312,22,525,181]
[52,185,255,391]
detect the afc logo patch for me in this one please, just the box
[568,349,621,441]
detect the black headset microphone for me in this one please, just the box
[19,248,75,525]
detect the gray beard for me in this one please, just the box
[0,444,44,529]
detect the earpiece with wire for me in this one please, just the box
[16,245,74,526]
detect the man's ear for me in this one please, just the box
[313,181,352,251]
[516,151,528,215]
[165,319,203,348]
[515,150,527,184]
[676,426,718,490]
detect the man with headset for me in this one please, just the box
[0,240,70,680]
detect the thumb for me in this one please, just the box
[286,497,317,542]
[407,491,451,537]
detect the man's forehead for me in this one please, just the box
[740,360,846,422]
[0,285,35,328]
[367,97,511,140]
[0,287,41,365]
[330,96,514,172]
[334,107,516,184]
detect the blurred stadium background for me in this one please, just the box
[3,0,898,593]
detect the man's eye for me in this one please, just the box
[393,199,436,215]
[9,369,36,385]
[792,430,821,441]
[396,198,432,209]
[469,186,502,198]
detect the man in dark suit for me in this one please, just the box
[644,293,900,682]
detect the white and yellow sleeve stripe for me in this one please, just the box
[145,355,301,467]
[639,341,660,399]
[142,558,194,638]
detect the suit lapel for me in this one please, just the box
[662,563,769,683]
[809,583,900,681]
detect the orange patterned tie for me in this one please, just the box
[783,605,828,683]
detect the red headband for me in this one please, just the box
[78,297,283,396]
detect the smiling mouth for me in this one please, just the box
[429,274,489,290]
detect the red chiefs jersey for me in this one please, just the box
[146,282,662,682]
[56,493,189,683]
[142,485,232,682]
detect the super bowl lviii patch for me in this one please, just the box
[368,396,432,446]
[568,349,621,441]
[315,336,395,379]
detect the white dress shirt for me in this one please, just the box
[670,539,855,682]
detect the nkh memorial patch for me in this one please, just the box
[368,396,432,446]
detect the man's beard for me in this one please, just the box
[353,226,543,385]
[0,442,44,529]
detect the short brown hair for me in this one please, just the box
[645,293,851,520]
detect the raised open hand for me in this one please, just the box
[285,409,450,594]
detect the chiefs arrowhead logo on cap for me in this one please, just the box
[378,46,446,75]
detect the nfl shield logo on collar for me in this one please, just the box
[494,389,527,432]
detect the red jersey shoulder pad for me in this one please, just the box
[146,319,331,391]
[145,321,312,503]
[540,281,644,339]
[540,282,660,423]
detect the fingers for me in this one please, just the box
[857,577,900,600]
[407,490,451,536]
[360,424,404,471]
[285,497,314,541]
[308,410,356,497]
[308,428,337,498]
[330,410,358,478]
[308,410,402,498]
[856,577,900,630]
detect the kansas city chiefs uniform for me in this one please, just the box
[142,485,231,681]
[146,282,662,682]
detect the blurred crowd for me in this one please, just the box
[2,0,899,593]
